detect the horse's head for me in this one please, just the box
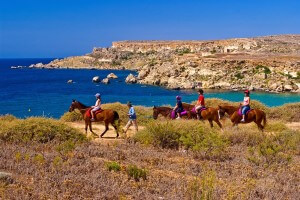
[217,105,227,118]
[153,106,159,119]
[69,99,76,112]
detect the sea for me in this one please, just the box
[0,58,299,118]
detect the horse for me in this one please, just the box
[218,105,267,130]
[153,106,173,119]
[68,100,120,138]
[182,103,223,129]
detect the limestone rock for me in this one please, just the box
[284,84,293,91]
[125,73,137,83]
[92,76,101,83]
[101,78,110,84]
[0,172,13,185]
[107,73,118,79]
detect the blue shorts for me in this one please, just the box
[242,106,250,115]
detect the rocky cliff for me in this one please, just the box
[32,35,300,93]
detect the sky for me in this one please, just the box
[0,0,299,58]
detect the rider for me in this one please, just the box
[241,90,250,122]
[195,89,205,120]
[91,93,101,121]
[174,96,184,119]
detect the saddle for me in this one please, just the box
[237,107,252,117]
[192,107,207,114]
[170,109,187,119]
[86,108,103,118]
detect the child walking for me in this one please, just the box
[123,102,138,134]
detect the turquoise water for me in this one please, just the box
[0,58,299,118]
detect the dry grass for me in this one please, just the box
[0,101,299,199]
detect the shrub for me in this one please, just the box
[134,121,181,149]
[105,161,121,172]
[267,103,300,122]
[234,72,244,79]
[135,121,229,160]
[0,117,86,143]
[60,111,83,122]
[0,114,17,122]
[126,165,147,181]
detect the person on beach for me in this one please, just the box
[174,96,184,119]
[241,90,251,122]
[195,89,205,120]
[91,93,101,121]
[123,101,138,134]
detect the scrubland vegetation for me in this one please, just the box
[0,99,299,199]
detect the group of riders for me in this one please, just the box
[171,89,251,122]
[90,88,251,127]
[69,88,261,138]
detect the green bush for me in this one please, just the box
[126,165,147,181]
[134,121,181,149]
[60,111,83,122]
[105,161,121,172]
[0,117,86,143]
[135,121,229,160]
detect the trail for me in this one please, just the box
[67,122,144,145]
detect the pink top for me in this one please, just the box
[243,97,250,106]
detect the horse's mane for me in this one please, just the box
[76,100,89,108]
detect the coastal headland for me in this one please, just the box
[31,35,300,93]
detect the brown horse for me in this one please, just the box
[182,103,223,129]
[153,106,173,119]
[218,105,266,130]
[68,100,120,138]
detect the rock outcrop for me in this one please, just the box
[30,35,300,93]
[101,78,110,84]
[125,74,138,84]
[107,73,118,79]
[92,76,101,83]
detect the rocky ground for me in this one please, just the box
[30,35,300,93]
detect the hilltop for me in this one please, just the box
[32,35,300,93]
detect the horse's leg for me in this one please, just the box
[111,122,119,138]
[88,122,98,137]
[208,119,213,128]
[100,121,109,138]
[84,120,88,134]
[215,118,223,130]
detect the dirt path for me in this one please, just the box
[67,122,144,144]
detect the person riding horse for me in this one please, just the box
[173,96,184,119]
[91,93,101,121]
[241,90,251,122]
[195,89,205,120]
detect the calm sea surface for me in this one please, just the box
[0,58,299,118]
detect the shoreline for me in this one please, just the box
[26,65,300,95]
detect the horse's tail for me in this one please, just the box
[113,111,121,127]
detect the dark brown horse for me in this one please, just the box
[218,105,266,130]
[153,106,174,119]
[68,100,120,138]
[182,103,223,129]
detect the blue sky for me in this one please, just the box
[0,0,299,58]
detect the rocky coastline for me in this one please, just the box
[29,35,300,93]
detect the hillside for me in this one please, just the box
[32,35,300,93]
